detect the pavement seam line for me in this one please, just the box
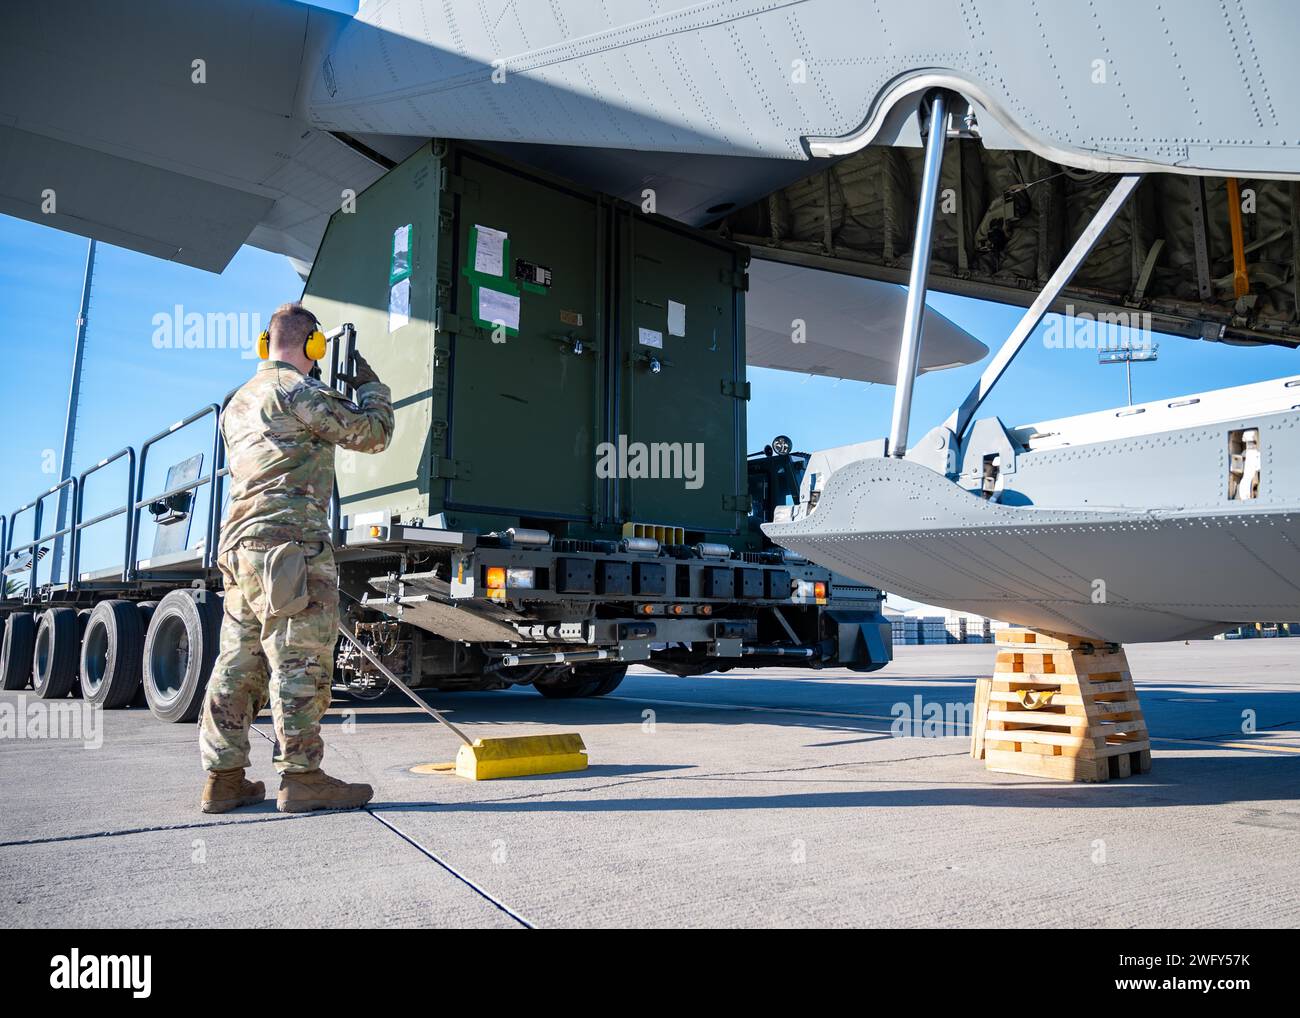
[365,809,536,929]
[0,812,311,849]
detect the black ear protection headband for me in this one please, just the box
[258,321,327,361]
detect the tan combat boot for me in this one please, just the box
[277,769,374,813]
[201,768,266,814]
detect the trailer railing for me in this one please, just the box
[0,513,9,600]
[128,404,223,582]
[3,324,355,603]
[70,447,137,590]
[3,477,79,599]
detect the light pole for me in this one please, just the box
[1098,342,1158,406]
[51,238,96,585]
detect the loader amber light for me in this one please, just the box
[814,581,827,599]
[369,525,382,538]
[486,566,506,589]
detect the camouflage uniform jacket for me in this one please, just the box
[218,360,394,555]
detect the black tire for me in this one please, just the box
[80,599,146,709]
[534,678,598,698]
[32,608,81,699]
[1,612,36,691]
[533,663,627,699]
[586,664,628,697]
[142,589,222,723]
[72,609,91,698]
[131,602,159,706]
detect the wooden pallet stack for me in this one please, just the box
[970,629,1151,782]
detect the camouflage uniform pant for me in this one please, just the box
[199,539,339,773]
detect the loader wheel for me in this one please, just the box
[81,600,146,709]
[533,664,628,699]
[143,590,221,723]
[585,664,628,697]
[32,608,81,699]
[1,612,36,690]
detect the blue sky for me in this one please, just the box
[747,292,1300,458]
[4,208,1297,585]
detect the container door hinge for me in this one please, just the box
[723,494,752,512]
[436,308,469,335]
[721,379,751,400]
[433,456,469,480]
[720,269,749,291]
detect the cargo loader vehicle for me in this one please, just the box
[0,141,890,721]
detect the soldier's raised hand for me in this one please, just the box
[336,351,381,390]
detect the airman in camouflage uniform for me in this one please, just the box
[199,303,394,814]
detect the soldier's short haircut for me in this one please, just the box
[268,302,318,352]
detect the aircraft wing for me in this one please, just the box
[0,0,404,272]
[744,260,987,382]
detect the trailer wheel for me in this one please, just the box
[131,602,158,706]
[81,600,146,709]
[533,664,627,698]
[73,609,91,698]
[142,590,221,723]
[1,612,36,690]
[32,608,81,699]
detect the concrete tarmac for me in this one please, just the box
[2,640,1297,928]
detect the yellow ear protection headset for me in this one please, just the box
[257,322,328,361]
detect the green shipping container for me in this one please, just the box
[303,141,750,546]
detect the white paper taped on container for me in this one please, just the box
[638,327,663,349]
[388,278,410,333]
[478,286,521,331]
[473,225,507,277]
[668,300,686,337]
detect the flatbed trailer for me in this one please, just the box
[0,142,891,722]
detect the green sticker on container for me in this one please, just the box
[462,225,520,336]
[390,223,412,283]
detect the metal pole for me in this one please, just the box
[888,92,948,458]
[51,238,95,585]
[944,175,1142,441]
[337,622,475,747]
